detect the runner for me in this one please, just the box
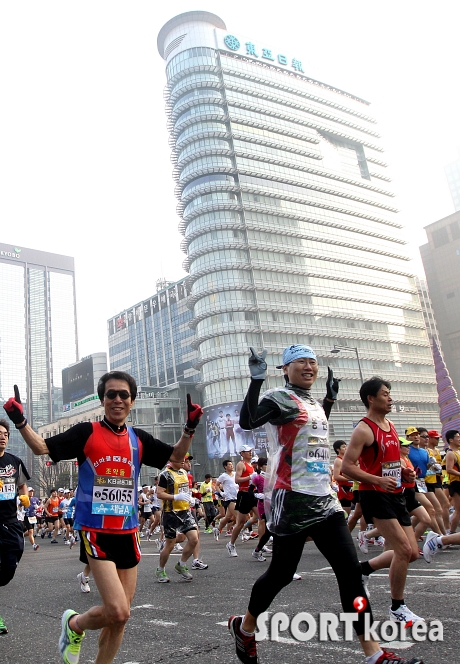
[3,374,202,664]
[444,429,460,533]
[226,445,257,557]
[43,488,60,543]
[215,460,238,539]
[0,417,31,635]
[155,459,199,582]
[342,377,423,626]
[229,348,422,664]
[23,487,40,551]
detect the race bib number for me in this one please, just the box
[306,439,330,474]
[28,516,37,524]
[92,476,136,516]
[416,478,427,493]
[0,483,15,500]
[381,461,401,488]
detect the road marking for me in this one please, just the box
[147,619,178,626]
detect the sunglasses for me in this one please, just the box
[419,434,429,438]
[104,389,131,400]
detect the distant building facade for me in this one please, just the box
[0,242,78,461]
[420,211,460,393]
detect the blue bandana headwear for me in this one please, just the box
[276,344,317,368]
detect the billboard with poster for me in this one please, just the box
[62,356,94,404]
[203,400,267,460]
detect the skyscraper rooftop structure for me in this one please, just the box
[157,11,439,436]
[0,242,78,459]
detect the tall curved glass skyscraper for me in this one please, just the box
[158,11,439,433]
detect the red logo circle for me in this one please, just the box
[353,596,367,612]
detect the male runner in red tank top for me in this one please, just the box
[226,445,256,557]
[342,376,423,627]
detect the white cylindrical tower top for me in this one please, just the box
[157,11,226,59]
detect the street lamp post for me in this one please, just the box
[330,345,364,384]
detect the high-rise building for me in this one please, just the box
[420,211,460,394]
[156,11,439,438]
[0,242,78,460]
[445,155,460,212]
[108,277,199,387]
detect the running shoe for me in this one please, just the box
[261,546,272,554]
[228,615,258,664]
[247,532,258,539]
[213,527,220,541]
[174,562,193,580]
[191,559,208,570]
[33,543,40,551]
[422,531,440,563]
[0,615,8,635]
[227,542,238,557]
[173,543,183,552]
[389,604,424,627]
[241,532,250,542]
[155,568,169,583]
[159,539,166,553]
[204,527,213,533]
[69,536,76,550]
[47,532,52,538]
[59,609,85,664]
[251,550,266,562]
[362,574,370,599]
[358,530,368,554]
[374,649,424,664]
[293,573,302,580]
[40,531,45,539]
[375,536,385,547]
[77,572,90,593]
[51,539,59,544]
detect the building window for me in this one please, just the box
[432,227,449,248]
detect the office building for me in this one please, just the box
[156,11,439,439]
[0,242,78,461]
[108,277,199,387]
[420,211,460,393]
[445,156,460,212]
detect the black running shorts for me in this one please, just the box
[359,490,411,527]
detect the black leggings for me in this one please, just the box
[247,511,373,636]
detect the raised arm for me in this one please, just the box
[170,394,203,462]
[3,386,49,455]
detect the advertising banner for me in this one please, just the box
[62,356,94,404]
[203,400,268,459]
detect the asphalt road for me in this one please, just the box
[1,527,455,664]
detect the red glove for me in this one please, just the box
[186,394,203,430]
[3,385,24,425]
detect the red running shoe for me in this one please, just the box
[228,615,258,664]
[374,649,424,664]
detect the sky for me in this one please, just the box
[1,1,459,359]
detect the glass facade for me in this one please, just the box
[0,244,78,461]
[108,278,199,387]
[156,12,439,436]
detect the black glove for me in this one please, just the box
[248,347,267,380]
[325,367,340,400]
[3,385,25,425]
[186,394,203,430]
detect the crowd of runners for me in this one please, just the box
[1,351,459,664]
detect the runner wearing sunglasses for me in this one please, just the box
[3,371,203,664]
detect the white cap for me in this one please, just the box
[239,445,253,453]
[64,489,70,493]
